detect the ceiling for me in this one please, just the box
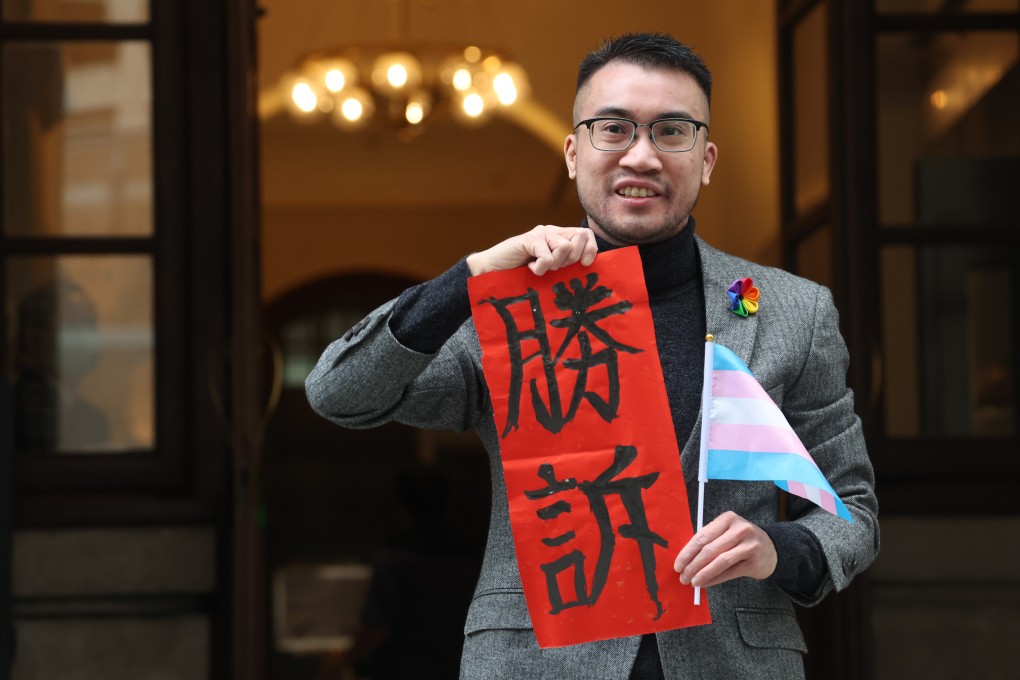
[256,0,779,211]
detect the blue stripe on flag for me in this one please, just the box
[706,449,827,486]
[707,449,853,522]
[712,344,752,375]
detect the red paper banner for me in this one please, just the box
[468,247,711,648]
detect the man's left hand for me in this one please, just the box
[673,511,778,588]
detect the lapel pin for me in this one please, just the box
[727,277,760,317]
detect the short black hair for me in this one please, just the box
[576,33,712,105]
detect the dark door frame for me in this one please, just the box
[226,0,267,678]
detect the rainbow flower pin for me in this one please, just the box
[727,277,760,317]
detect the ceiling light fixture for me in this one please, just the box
[282,43,530,138]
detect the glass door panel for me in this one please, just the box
[876,31,1019,227]
[1,0,148,23]
[2,41,153,237]
[5,255,154,453]
[881,244,1015,438]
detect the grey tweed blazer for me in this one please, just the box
[306,237,880,680]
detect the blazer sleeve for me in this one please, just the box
[304,279,489,435]
[780,285,880,606]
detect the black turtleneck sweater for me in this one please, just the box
[387,220,825,667]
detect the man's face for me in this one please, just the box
[564,61,718,245]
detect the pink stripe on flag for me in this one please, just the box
[785,481,839,516]
[786,480,807,498]
[708,423,815,464]
[712,369,767,399]
[818,490,838,515]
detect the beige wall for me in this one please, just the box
[263,203,587,293]
[259,1,780,303]
[12,528,215,679]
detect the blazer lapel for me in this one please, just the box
[678,238,762,479]
[698,237,760,364]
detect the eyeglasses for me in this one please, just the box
[574,116,709,153]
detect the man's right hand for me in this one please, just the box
[466,225,598,277]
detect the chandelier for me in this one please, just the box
[282,43,530,136]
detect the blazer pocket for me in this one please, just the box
[464,590,533,634]
[735,607,807,653]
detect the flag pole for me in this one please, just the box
[694,334,715,605]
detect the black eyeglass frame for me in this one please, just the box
[573,116,710,153]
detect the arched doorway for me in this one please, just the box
[261,273,490,679]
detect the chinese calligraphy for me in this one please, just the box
[468,248,709,647]
[525,445,667,618]
[481,272,642,437]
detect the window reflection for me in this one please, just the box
[2,41,153,237]
[13,278,108,451]
[881,245,1016,438]
[1,0,148,22]
[7,256,154,453]
[877,31,1019,225]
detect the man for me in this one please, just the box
[307,33,879,680]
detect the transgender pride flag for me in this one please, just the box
[692,337,852,605]
[696,337,853,526]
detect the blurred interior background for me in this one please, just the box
[0,1,1017,678]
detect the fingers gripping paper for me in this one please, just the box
[468,247,711,648]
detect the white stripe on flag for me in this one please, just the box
[710,396,788,428]
[803,483,822,506]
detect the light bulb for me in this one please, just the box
[493,72,518,105]
[406,101,424,125]
[341,97,364,121]
[324,68,346,93]
[309,57,357,94]
[492,63,529,107]
[331,86,374,130]
[463,91,485,118]
[452,68,473,91]
[372,52,422,92]
[290,81,318,113]
[404,90,432,126]
[387,64,409,88]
